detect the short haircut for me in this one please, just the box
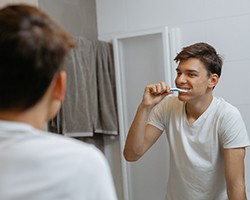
[174,42,223,77]
[0,4,74,111]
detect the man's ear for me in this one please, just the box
[52,70,67,101]
[208,73,219,89]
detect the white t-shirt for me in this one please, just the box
[0,121,117,200]
[148,96,250,200]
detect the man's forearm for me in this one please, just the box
[123,103,152,161]
[227,184,247,200]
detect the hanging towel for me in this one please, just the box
[48,37,118,137]
[62,37,97,137]
[94,41,118,135]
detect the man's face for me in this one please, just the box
[174,58,216,103]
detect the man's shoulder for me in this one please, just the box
[6,129,106,166]
[213,97,239,114]
[37,131,103,158]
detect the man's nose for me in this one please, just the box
[176,74,187,83]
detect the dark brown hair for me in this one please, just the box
[0,4,74,111]
[174,42,223,77]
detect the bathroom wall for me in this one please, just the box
[0,0,38,8]
[38,0,97,40]
[96,0,250,199]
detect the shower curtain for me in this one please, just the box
[48,36,118,139]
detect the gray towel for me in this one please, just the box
[94,41,118,135]
[62,37,96,137]
[48,37,118,137]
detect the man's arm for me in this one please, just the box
[123,82,171,161]
[224,148,247,200]
[123,104,163,161]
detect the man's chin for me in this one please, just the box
[177,95,188,102]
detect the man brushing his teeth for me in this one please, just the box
[123,42,249,200]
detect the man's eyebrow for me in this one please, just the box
[186,70,199,74]
[176,68,199,73]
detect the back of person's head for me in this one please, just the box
[0,4,74,111]
[174,42,223,77]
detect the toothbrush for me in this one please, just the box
[170,87,188,93]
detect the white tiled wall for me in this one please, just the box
[95,0,250,199]
[96,0,250,36]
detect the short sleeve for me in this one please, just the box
[219,106,250,149]
[147,96,183,132]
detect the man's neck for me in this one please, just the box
[185,94,213,124]
[0,109,46,130]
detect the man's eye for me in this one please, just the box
[188,73,196,77]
